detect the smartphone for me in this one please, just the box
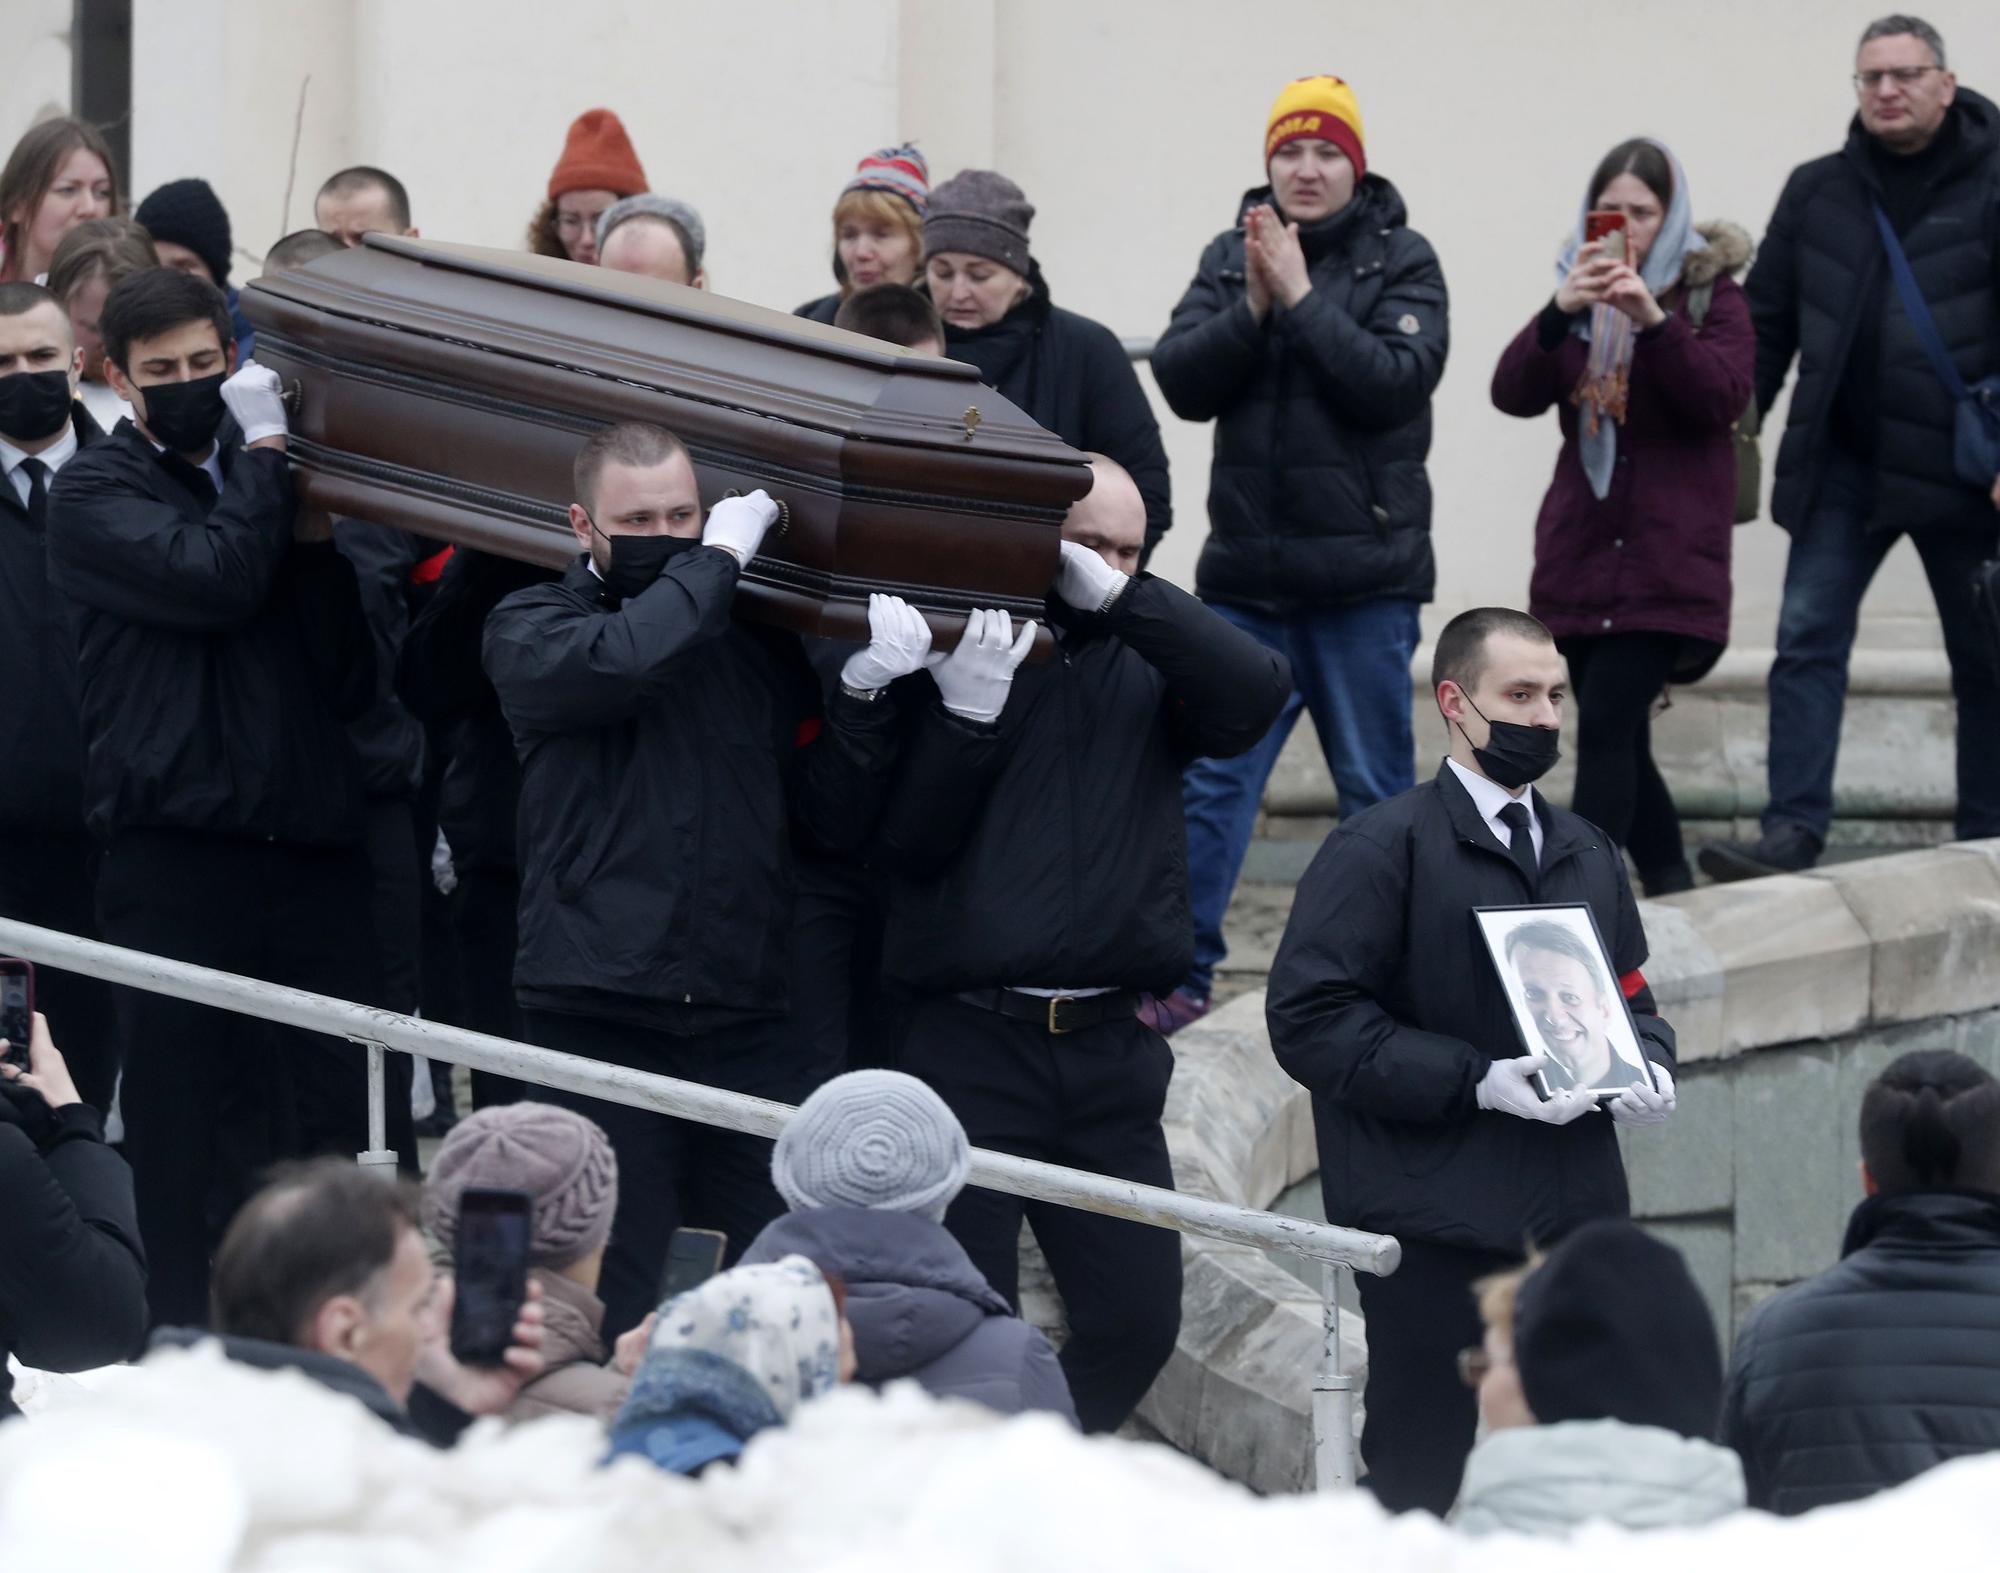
[449,1188,533,1367]
[1585,209,1628,263]
[0,959,33,1072]
[659,1227,728,1303]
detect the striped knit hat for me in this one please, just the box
[772,1070,970,1223]
[842,143,931,217]
[423,1102,618,1269]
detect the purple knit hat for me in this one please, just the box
[423,1102,618,1269]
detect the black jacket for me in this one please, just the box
[1747,90,2000,534]
[876,576,1289,993]
[47,421,373,846]
[1721,1189,2000,1514]
[794,292,842,326]
[1152,178,1449,613]
[0,1093,148,1420]
[0,403,103,832]
[1266,764,1675,1252]
[484,547,902,1020]
[333,519,435,802]
[942,263,1173,558]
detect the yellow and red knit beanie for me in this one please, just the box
[1264,75,1366,180]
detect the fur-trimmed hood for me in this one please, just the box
[1682,220,1753,286]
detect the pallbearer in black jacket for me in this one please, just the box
[875,459,1291,1434]
[483,421,928,1339]
[47,268,386,1332]
[1267,607,1677,1516]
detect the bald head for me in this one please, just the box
[1063,456,1145,573]
[600,216,706,288]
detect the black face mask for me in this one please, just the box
[595,521,698,601]
[1458,697,1561,789]
[138,372,228,453]
[0,369,74,444]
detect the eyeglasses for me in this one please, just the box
[1853,65,1942,91]
[554,210,604,235]
[1457,1347,1491,1388]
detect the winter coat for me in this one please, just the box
[332,519,434,802]
[0,1093,147,1421]
[1721,1189,2000,1515]
[1152,177,1449,614]
[1266,763,1675,1252]
[742,1207,1076,1423]
[503,1268,630,1424]
[941,262,1172,557]
[47,421,373,846]
[483,548,902,1020]
[1492,223,1756,658]
[793,292,842,326]
[1747,90,2000,535]
[1455,1418,1746,1535]
[873,576,1290,994]
[0,402,102,832]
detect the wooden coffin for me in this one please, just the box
[240,235,1090,646]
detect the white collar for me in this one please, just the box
[0,416,79,479]
[1445,756,1536,828]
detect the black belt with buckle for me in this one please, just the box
[954,988,1139,1035]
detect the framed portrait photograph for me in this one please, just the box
[1474,903,1658,1101]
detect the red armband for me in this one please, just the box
[1620,969,1647,1001]
[794,717,823,749]
[410,544,455,585]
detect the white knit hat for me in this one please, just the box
[772,1070,970,1222]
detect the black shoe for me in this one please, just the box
[1697,826,1822,884]
[1640,860,1695,897]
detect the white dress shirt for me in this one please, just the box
[0,419,79,508]
[142,432,225,496]
[76,378,131,433]
[1445,756,1545,863]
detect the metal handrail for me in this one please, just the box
[0,916,1394,1487]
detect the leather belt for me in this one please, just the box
[954,988,1139,1036]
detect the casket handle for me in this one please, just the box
[280,380,303,415]
[720,488,790,537]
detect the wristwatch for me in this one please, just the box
[839,681,887,703]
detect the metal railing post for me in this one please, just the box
[353,1039,399,1177]
[1312,1259,1359,1490]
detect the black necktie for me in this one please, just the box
[1498,800,1539,893]
[19,457,47,530]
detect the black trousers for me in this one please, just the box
[1353,1236,1519,1515]
[521,1006,810,1340]
[788,857,891,1081]
[0,828,119,1114]
[453,867,526,1109]
[896,995,1182,1434]
[96,829,406,1329]
[362,797,424,1016]
[1557,632,1687,880]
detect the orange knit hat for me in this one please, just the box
[1264,75,1366,180]
[547,108,649,200]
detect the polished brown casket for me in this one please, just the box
[240,235,1089,645]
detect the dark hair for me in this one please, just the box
[265,228,345,273]
[834,282,945,348]
[526,198,566,259]
[210,1159,424,1344]
[1430,607,1553,697]
[100,266,233,371]
[1586,138,1674,212]
[316,165,412,230]
[574,420,689,513]
[0,117,121,282]
[1859,1050,2000,1194]
[46,217,158,309]
[0,279,63,322]
[1860,14,1946,67]
[1505,919,1610,1002]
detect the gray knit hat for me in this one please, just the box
[922,170,1034,275]
[423,1102,618,1268]
[595,192,707,273]
[772,1070,970,1222]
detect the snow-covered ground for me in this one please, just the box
[2,1344,1993,1572]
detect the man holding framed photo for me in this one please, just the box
[1266,606,1677,1516]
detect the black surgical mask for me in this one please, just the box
[0,369,74,444]
[1458,697,1561,789]
[595,521,697,601]
[137,372,227,453]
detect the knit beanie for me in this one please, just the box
[134,178,234,286]
[771,1070,971,1223]
[547,108,649,201]
[922,170,1034,275]
[842,143,931,217]
[1264,75,1367,181]
[423,1102,618,1269]
[596,193,707,273]
[1513,1220,1723,1441]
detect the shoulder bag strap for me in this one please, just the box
[1872,202,1969,403]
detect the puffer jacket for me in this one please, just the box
[1455,1418,1746,1535]
[502,1268,629,1424]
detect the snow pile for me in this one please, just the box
[1,1342,1994,1572]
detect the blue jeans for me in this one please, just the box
[1766,450,2000,842]
[1180,597,1420,997]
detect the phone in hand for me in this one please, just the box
[659,1227,728,1303]
[448,1188,533,1367]
[1585,209,1629,264]
[0,959,33,1072]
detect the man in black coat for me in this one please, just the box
[1267,606,1677,1515]
[0,282,118,1113]
[1705,18,2000,881]
[1149,74,1450,1034]
[47,267,386,1330]
[873,459,1291,1433]
[1723,1048,2000,1512]
[482,420,932,1338]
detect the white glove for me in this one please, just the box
[839,593,933,691]
[221,363,287,443]
[927,607,1035,724]
[1054,538,1130,613]
[701,489,780,567]
[1609,1062,1677,1128]
[1475,1054,1598,1125]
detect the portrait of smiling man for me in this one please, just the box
[1502,918,1649,1095]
